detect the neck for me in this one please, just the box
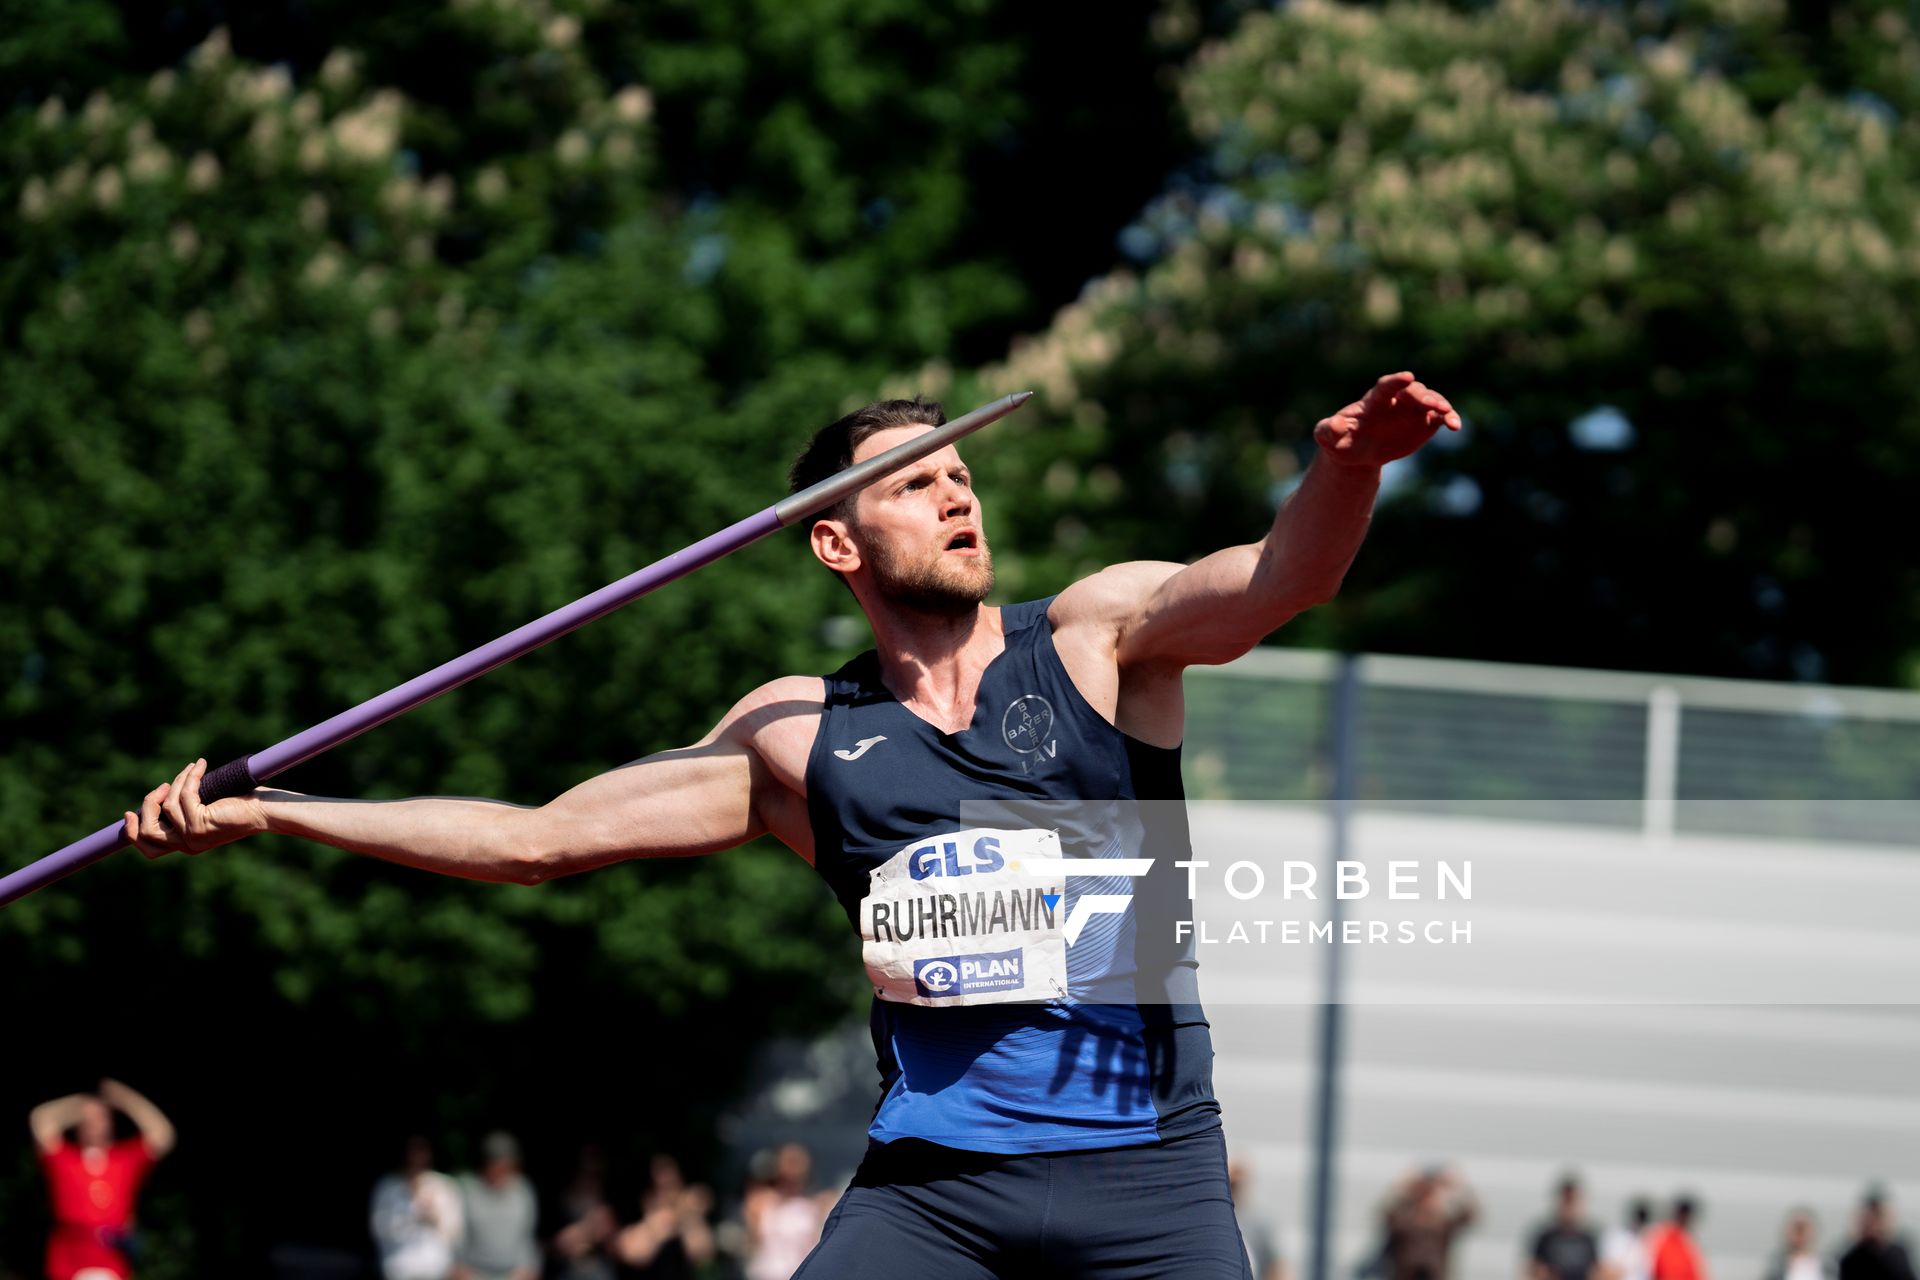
[865,601,1003,731]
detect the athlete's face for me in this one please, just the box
[833,425,994,614]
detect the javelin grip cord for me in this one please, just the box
[0,391,1032,907]
[194,757,264,806]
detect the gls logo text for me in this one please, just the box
[908,835,1006,880]
[1023,858,1153,945]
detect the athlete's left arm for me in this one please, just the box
[1112,372,1459,669]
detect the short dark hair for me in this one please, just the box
[787,396,947,527]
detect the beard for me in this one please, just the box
[864,530,995,616]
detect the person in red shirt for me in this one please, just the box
[1646,1196,1708,1280]
[28,1079,175,1280]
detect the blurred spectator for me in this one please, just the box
[1531,1173,1600,1280]
[29,1078,175,1280]
[1837,1189,1917,1280]
[549,1145,617,1280]
[455,1132,538,1280]
[1648,1196,1708,1280]
[612,1155,715,1280]
[1382,1166,1479,1280]
[1764,1208,1830,1280]
[371,1136,463,1280]
[742,1144,826,1280]
[1230,1157,1287,1280]
[1601,1200,1655,1280]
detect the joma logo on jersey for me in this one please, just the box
[1027,858,1155,945]
[908,835,1006,880]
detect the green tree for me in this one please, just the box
[0,23,852,1270]
[0,2,1190,1270]
[952,0,1920,691]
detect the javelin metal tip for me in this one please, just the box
[1010,390,1034,406]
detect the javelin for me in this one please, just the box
[0,391,1033,907]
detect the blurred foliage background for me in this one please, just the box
[3,0,1917,1272]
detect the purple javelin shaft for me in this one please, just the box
[0,391,1033,907]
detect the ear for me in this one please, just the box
[810,518,862,576]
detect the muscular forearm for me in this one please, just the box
[258,790,543,884]
[133,733,769,877]
[1115,374,1452,669]
[1253,452,1381,607]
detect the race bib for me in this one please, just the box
[861,827,1069,1007]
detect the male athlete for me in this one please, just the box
[127,372,1461,1278]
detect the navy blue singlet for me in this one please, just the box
[804,597,1220,1155]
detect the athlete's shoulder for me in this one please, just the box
[723,675,827,745]
[722,675,824,814]
[734,673,829,714]
[1046,565,1191,736]
[719,675,824,753]
[1048,561,1185,635]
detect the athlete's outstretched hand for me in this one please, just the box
[124,758,267,858]
[1313,371,1461,468]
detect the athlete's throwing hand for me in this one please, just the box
[1313,371,1462,468]
[124,758,268,859]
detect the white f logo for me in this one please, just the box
[1024,858,1154,945]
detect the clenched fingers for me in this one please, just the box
[124,810,153,856]
[139,780,170,845]
[161,760,195,833]
[128,782,172,858]
[176,758,209,835]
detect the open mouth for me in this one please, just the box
[945,529,979,553]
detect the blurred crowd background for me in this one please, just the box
[16,1081,1918,1280]
[6,0,1920,1275]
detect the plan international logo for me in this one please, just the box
[913,949,1026,998]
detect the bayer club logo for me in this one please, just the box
[1001,694,1055,754]
[918,961,958,993]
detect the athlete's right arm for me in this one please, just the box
[123,677,822,884]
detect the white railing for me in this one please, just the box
[1189,648,1920,842]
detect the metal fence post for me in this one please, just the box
[1644,683,1681,839]
[1308,652,1360,1280]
